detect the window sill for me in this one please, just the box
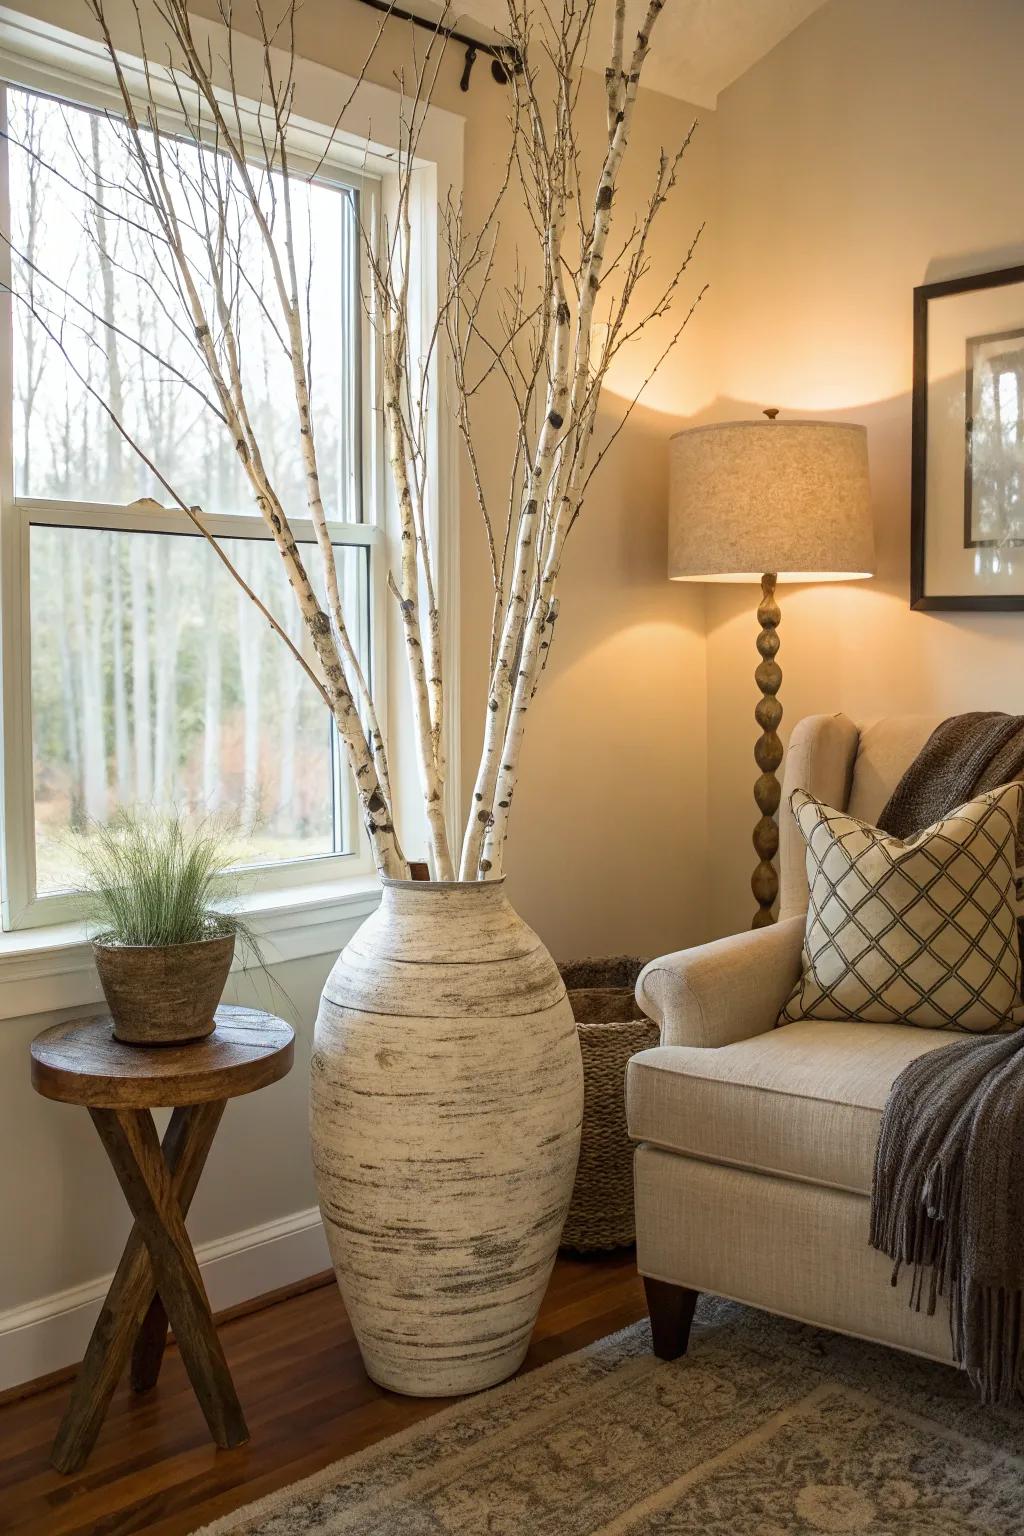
[0,876,381,1022]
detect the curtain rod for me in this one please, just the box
[354,0,523,91]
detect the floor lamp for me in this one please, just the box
[668,413,875,928]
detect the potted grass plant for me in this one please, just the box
[80,813,248,1046]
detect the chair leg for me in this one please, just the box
[644,1277,699,1361]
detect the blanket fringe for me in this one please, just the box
[871,1026,1024,1407]
[869,713,1024,1407]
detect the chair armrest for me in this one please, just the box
[635,915,805,1048]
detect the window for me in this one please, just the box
[1,81,382,926]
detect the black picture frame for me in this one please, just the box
[910,262,1024,611]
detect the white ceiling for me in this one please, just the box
[449,0,829,107]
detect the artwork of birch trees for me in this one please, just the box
[3,0,703,884]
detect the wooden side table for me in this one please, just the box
[30,1005,294,1474]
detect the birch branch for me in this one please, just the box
[79,0,406,876]
[361,69,456,879]
[458,26,570,877]
[471,0,696,876]
[7,0,703,886]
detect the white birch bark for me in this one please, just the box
[477,0,673,876]
[381,343,454,881]
[368,166,454,878]
[274,140,396,834]
[173,0,413,872]
[458,230,571,878]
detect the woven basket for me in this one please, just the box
[558,957,659,1253]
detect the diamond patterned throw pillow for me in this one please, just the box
[780,782,1023,1032]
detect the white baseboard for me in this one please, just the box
[0,1206,331,1393]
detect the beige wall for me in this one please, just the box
[702,0,1024,937]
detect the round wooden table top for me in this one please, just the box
[30,1005,295,1108]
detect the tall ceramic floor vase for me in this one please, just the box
[310,878,583,1397]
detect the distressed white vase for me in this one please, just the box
[310,877,583,1397]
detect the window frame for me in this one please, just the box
[0,69,389,930]
[0,4,464,967]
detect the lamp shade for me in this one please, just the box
[668,419,875,583]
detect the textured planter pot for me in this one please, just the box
[94,932,235,1044]
[310,878,583,1397]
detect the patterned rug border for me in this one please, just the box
[189,1302,1024,1536]
[188,1322,649,1536]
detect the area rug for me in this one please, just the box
[192,1298,1024,1535]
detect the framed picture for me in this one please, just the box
[911,263,1024,610]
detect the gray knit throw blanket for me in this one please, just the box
[871,711,1024,1405]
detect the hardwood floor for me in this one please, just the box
[0,1252,646,1536]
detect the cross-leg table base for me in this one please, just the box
[51,1101,249,1474]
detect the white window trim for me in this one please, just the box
[0,875,382,1022]
[0,4,464,995]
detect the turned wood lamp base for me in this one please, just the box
[751,571,783,928]
[668,407,874,929]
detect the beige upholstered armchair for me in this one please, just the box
[628,714,961,1365]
